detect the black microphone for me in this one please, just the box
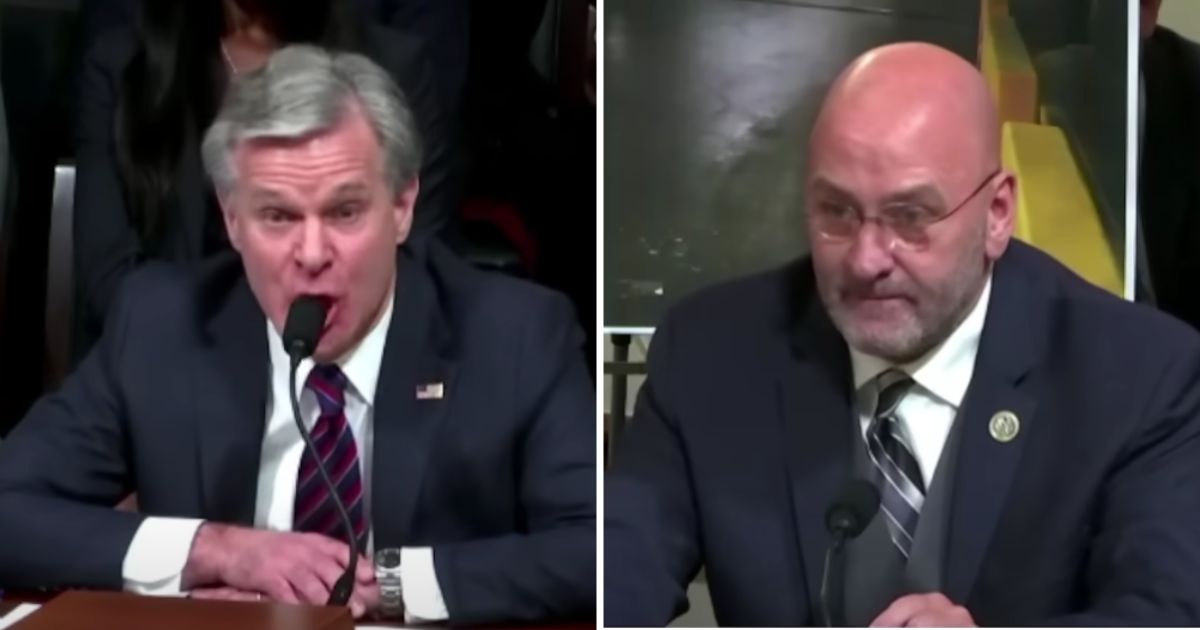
[282,296,358,607]
[819,480,880,627]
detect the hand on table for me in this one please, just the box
[355,577,382,620]
[189,586,264,602]
[182,524,376,617]
[190,570,378,620]
[870,593,976,627]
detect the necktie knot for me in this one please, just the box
[874,369,914,420]
[307,364,348,413]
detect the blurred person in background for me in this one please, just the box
[1139,0,1200,331]
[79,0,469,121]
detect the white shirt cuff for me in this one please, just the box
[400,546,448,622]
[121,517,204,596]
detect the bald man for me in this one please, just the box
[604,43,1200,626]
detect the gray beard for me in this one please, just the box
[828,267,989,363]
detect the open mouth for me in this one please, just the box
[320,297,339,333]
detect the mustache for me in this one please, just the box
[838,279,916,300]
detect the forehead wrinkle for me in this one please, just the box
[234,108,384,190]
[236,152,376,205]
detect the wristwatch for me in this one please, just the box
[374,547,405,619]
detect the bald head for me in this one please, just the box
[810,42,1000,185]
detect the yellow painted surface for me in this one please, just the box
[979,13,1037,123]
[1002,122,1122,294]
[978,0,1006,52]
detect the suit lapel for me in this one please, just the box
[371,248,456,549]
[194,262,269,525]
[776,264,857,617]
[944,250,1042,603]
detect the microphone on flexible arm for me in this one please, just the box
[282,296,358,607]
[819,479,881,627]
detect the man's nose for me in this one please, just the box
[295,218,333,274]
[845,222,897,280]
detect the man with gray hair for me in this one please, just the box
[0,46,595,624]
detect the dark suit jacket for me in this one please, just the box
[74,21,460,352]
[1141,26,1200,330]
[0,241,595,624]
[605,240,1200,626]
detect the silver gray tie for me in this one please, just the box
[865,369,924,559]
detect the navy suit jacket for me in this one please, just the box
[605,241,1200,626]
[0,241,595,624]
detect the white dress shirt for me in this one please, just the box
[849,276,992,488]
[120,289,448,621]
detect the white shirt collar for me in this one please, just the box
[849,275,992,408]
[267,288,395,405]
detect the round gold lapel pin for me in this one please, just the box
[989,411,1020,443]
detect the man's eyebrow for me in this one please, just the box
[810,178,856,201]
[246,189,289,204]
[880,183,946,207]
[810,177,948,208]
[327,182,371,199]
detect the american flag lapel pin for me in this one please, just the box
[416,382,444,400]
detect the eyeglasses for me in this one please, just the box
[809,169,1002,251]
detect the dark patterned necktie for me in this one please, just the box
[293,364,367,551]
[865,369,925,559]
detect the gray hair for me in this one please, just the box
[201,45,423,198]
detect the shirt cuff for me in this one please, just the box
[121,517,205,596]
[400,546,448,622]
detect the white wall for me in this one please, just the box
[1161,0,1200,42]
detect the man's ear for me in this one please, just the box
[392,177,420,245]
[984,170,1017,261]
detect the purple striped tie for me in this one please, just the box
[293,364,367,551]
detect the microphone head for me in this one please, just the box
[825,479,880,539]
[282,296,328,359]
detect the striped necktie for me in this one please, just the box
[293,364,368,551]
[865,369,924,559]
